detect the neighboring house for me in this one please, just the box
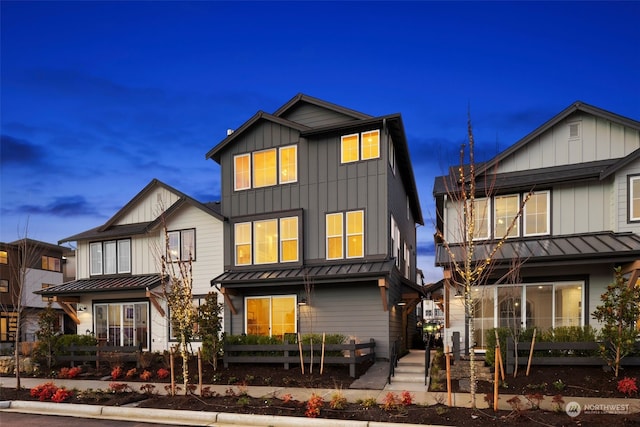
[39,179,224,352]
[433,101,640,352]
[206,94,425,359]
[0,239,73,347]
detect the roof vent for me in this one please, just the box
[227,129,234,136]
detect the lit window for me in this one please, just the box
[470,198,490,240]
[234,223,252,265]
[245,295,296,338]
[0,251,7,264]
[0,279,8,293]
[234,154,251,191]
[253,149,277,188]
[341,134,359,163]
[41,256,61,272]
[279,145,297,184]
[90,239,131,275]
[494,194,519,238]
[630,176,640,221]
[361,130,380,160]
[280,217,298,262]
[41,283,53,302]
[346,210,364,258]
[254,219,278,264]
[167,229,195,262]
[326,213,344,259]
[523,191,550,236]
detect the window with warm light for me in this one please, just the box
[41,255,61,272]
[280,217,299,262]
[523,191,550,236]
[341,134,359,163]
[254,219,278,264]
[41,283,54,301]
[167,229,195,261]
[346,210,364,258]
[326,213,344,259]
[234,154,251,191]
[245,295,296,337]
[361,130,380,160]
[234,223,252,265]
[494,194,519,238]
[0,279,8,293]
[279,145,297,184]
[0,251,7,264]
[253,149,277,188]
[630,176,640,221]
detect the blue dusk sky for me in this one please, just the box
[1,1,639,283]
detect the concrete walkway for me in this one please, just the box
[1,350,639,426]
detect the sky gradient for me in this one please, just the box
[2,1,639,283]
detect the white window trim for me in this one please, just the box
[630,176,640,221]
[494,194,520,239]
[341,133,360,164]
[361,129,380,160]
[568,121,581,140]
[326,212,344,260]
[470,197,491,241]
[279,145,298,184]
[234,222,252,266]
[253,219,278,265]
[234,153,251,191]
[345,210,364,259]
[523,191,550,237]
[252,148,278,189]
[279,217,299,263]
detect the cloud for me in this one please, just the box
[13,195,101,217]
[0,134,42,165]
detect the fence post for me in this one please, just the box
[349,340,356,378]
[505,337,513,375]
[284,338,290,370]
[69,343,76,368]
[452,332,460,361]
[369,338,375,361]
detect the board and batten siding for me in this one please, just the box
[115,188,181,225]
[615,162,640,234]
[552,180,611,235]
[279,103,361,128]
[498,114,640,174]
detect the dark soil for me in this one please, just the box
[2,359,639,426]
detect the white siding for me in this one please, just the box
[615,161,640,234]
[115,188,181,225]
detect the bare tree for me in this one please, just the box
[435,117,530,408]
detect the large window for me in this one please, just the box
[494,194,519,238]
[326,210,364,260]
[0,251,7,264]
[41,256,61,272]
[94,302,148,349]
[523,191,550,236]
[630,176,640,221]
[234,216,299,266]
[234,145,298,191]
[0,312,18,341]
[341,130,380,164]
[168,229,195,261]
[471,281,583,349]
[245,295,296,337]
[471,198,490,240]
[90,239,131,276]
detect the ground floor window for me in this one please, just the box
[472,281,583,348]
[94,302,149,350]
[0,312,18,342]
[245,295,296,338]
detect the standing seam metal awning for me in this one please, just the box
[36,274,163,295]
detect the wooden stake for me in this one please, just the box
[494,329,505,381]
[493,344,499,412]
[320,332,326,375]
[297,333,304,374]
[445,345,452,407]
[198,348,203,396]
[170,347,175,396]
[526,328,537,376]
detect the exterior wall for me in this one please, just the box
[115,187,181,225]
[279,104,360,127]
[615,162,640,233]
[498,113,640,174]
[552,180,612,235]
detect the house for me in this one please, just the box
[433,101,640,352]
[206,94,425,359]
[0,239,73,349]
[39,179,224,352]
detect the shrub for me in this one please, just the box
[109,382,130,393]
[30,382,59,401]
[617,377,638,396]
[140,370,152,381]
[58,366,82,379]
[111,366,123,379]
[51,388,73,403]
[329,391,347,409]
[157,368,170,379]
[400,390,413,406]
[382,392,400,411]
[125,368,137,379]
[305,393,324,418]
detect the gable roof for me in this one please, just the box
[205,111,311,163]
[59,179,223,244]
[477,101,640,177]
[273,93,371,120]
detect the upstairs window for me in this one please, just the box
[470,198,490,240]
[253,148,277,188]
[90,239,131,276]
[568,121,581,139]
[0,279,8,293]
[630,176,640,221]
[341,130,380,164]
[523,191,550,236]
[234,223,252,265]
[234,215,299,266]
[41,256,61,272]
[494,194,520,238]
[391,215,400,267]
[254,219,278,264]
[0,251,7,264]
[234,145,298,191]
[167,229,195,262]
[326,210,364,259]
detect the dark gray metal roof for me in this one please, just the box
[37,274,162,295]
[435,232,640,266]
[212,260,397,288]
[60,222,153,243]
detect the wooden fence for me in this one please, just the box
[505,338,640,374]
[223,339,375,377]
[57,343,142,368]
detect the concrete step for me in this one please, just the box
[395,365,425,374]
[391,372,426,383]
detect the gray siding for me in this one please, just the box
[280,104,360,128]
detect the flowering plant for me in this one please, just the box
[617,377,638,396]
